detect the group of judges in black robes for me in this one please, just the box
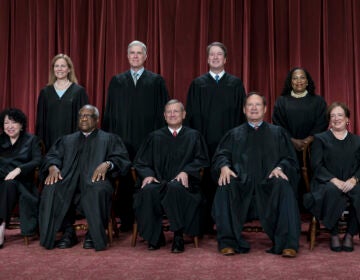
[1,39,360,256]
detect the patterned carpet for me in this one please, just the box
[1,222,360,280]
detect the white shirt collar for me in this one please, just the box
[209,70,225,80]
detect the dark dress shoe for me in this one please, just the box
[56,231,78,249]
[148,232,166,251]
[83,231,95,249]
[171,235,184,253]
[342,234,354,252]
[282,248,297,258]
[220,247,235,256]
[330,235,342,252]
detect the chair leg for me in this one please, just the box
[193,236,199,248]
[131,222,138,247]
[24,236,29,246]
[310,216,317,250]
[108,220,113,246]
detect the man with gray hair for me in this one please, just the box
[39,105,131,251]
[103,40,169,231]
[133,99,209,253]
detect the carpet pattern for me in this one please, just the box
[1,225,360,280]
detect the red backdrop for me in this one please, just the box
[1,0,359,133]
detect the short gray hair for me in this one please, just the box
[80,104,99,119]
[164,99,185,112]
[128,40,147,55]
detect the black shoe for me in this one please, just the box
[342,234,354,252]
[148,232,166,251]
[171,235,184,253]
[330,235,342,252]
[56,230,78,249]
[83,231,94,249]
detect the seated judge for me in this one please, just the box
[304,102,360,252]
[212,92,300,257]
[133,99,209,253]
[0,108,42,249]
[39,105,131,251]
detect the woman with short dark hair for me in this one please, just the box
[0,108,42,249]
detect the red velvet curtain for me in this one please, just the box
[1,0,359,133]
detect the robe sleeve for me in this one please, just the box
[272,97,291,136]
[211,131,235,179]
[181,133,210,179]
[153,76,169,130]
[18,136,42,176]
[106,133,131,176]
[40,137,65,177]
[310,136,335,182]
[133,134,157,180]
[308,96,328,136]
[36,89,47,140]
[102,76,118,131]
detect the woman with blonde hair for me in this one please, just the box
[36,54,88,150]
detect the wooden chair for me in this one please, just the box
[130,168,199,248]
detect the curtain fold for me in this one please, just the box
[1,0,359,133]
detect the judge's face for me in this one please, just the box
[208,46,226,72]
[128,45,147,71]
[78,108,98,133]
[329,106,348,132]
[244,94,267,123]
[53,58,70,81]
[164,103,186,129]
[291,69,308,94]
[3,115,22,140]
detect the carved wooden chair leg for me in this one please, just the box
[24,236,29,246]
[108,219,113,246]
[131,222,138,247]
[193,236,199,248]
[310,216,317,250]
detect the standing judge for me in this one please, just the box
[133,100,209,253]
[272,67,327,152]
[39,105,131,251]
[186,42,246,232]
[212,92,300,257]
[103,40,169,230]
[103,40,169,159]
[36,53,89,151]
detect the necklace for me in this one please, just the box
[291,90,308,98]
[54,79,71,91]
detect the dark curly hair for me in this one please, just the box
[0,108,27,133]
[281,67,316,96]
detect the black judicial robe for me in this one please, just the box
[272,94,327,139]
[212,122,300,253]
[0,133,42,235]
[186,72,246,157]
[39,129,131,250]
[102,70,169,160]
[304,131,360,230]
[133,126,209,244]
[36,83,89,151]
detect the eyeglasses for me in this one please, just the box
[78,114,95,119]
